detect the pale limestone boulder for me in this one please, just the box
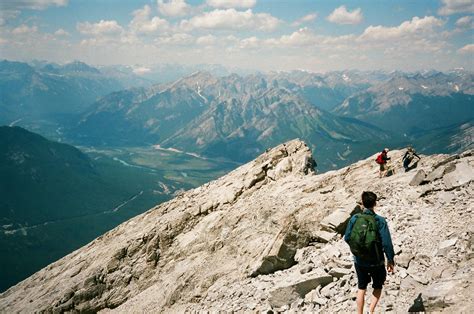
[443,162,474,189]
[313,230,337,243]
[320,205,362,234]
[268,273,332,308]
[409,169,427,186]
[425,165,445,182]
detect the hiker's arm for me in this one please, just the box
[402,152,408,160]
[415,153,421,159]
[344,216,356,243]
[379,219,395,264]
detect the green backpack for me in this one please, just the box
[348,213,381,262]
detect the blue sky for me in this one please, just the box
[0,0,473,72]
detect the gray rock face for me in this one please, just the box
[328,267,352,278]
[268,273,333,308]
[313,230,337,243]
[397,252,414,269]
[410,170,427,186]
[1,142,473,313]
[443,162,474,189]
[320,205,362,234]
[423,279,458,310]
[251,222,311,277]
[425,165,445,182]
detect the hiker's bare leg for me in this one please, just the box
[356,289,366,314]
[369,288,382,313]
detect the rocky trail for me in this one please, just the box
[0,140,472,313]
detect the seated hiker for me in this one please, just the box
[344,191,395,314]
[375,148,391,178]
[402,146,421,172]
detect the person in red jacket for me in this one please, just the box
[376,148,391,178]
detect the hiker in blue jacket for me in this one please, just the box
[344,191,395,314]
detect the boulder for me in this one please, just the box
[274,158,292,179]
[422,279,458,311]
[329,267,351,278]
[425,166,445,182]
[268,274,333,308]
[437,191,454,204]
[443,162,474,190]
[409,170,427,186]
[432,155,459,169]
[319,281,337,298]
[396,253,414,269]
[334,259,353,269]
[251,224,311,277]
[300,265,313,274]
[304,290,327,305]
[268,286,301,309]
[398,269,408,279]
[437,238,457,256]
[320,205,362,234]
[313,230,337,243]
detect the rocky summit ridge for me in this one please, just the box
[1,140,473,313]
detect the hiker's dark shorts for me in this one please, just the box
[379,163,387,171]
[355,263,386,289]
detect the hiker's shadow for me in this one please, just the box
[406,161,419,172]
[408,293,426,313]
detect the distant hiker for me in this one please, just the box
[375,148,391,178]
[303,155,317,174]
[402,146,421,172]
[344,191,395,314]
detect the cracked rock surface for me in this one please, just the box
[0,140,472,313]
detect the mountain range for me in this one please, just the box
[2,60,471,169]
[0,60,124,120]
[333,70,474,134]
[71,68,473,170]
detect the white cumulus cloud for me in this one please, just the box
[455,16,473,28]
[438,0,474,15]
[77,20,123,36]
[206,0,256,9]
[1,0,67,10]
[130,5,169,34]
[239,36,259,48]
[359,16,444,42]
[458,43,474,54]
[263,27,354,48]
[196,34,217,45]
[273,27,317,46]
[180,9,280,31]
[12,24,38,34]
[0,10,20,26]
[157,0,190,17]
[54,28,69,36]
[155,33,194,45]
[292,13,317,27]
[327,6,363,25]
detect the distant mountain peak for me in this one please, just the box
[62,61,100,74]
